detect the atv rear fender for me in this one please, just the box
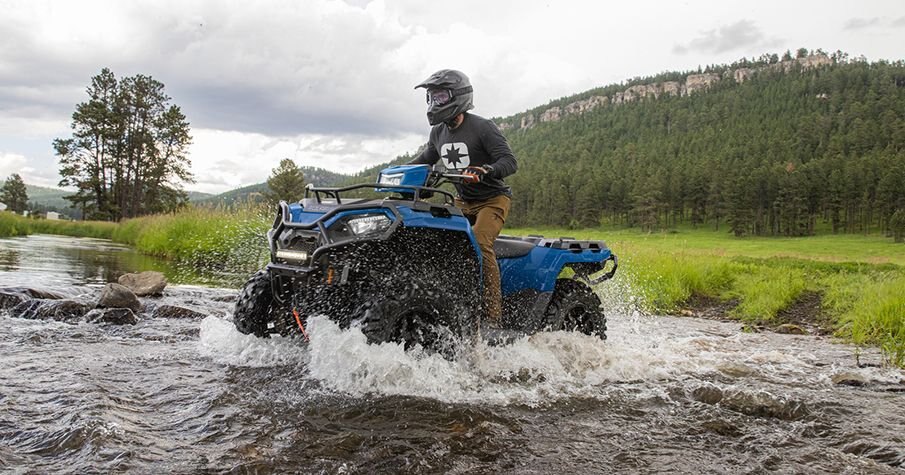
[498,238,617,295]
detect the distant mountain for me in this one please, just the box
[193,166,351,206]
[186,190,214,202]
[0,181,82,219]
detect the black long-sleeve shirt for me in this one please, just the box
[409,113,518,202]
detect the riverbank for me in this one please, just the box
[3,210,903,366]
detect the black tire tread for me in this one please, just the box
[544,278,607,339]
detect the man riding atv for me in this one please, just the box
[408,69,517,329]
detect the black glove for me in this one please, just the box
[463,165,494,183]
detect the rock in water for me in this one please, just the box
[84,308,139,325]
[832,371,868,387]
[0,287,67,310]
[151,304,206,319]
[10,299,91,321]
[117,271,167,296]
[0,291,30,310]
[98,283,141,313]
[775,324,808,335]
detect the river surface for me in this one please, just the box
[0,234,903,474]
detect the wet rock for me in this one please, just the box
[0,286,67,300]
[775,324,808,335]
[117,271,167,296]
[0,291,30,310]
[691,384,724,405]
[721,390,810,420]
[0,287,67,310]
[10,299,91,321]
[84,308,139,325]
[97,283,141,313]
[210,294,237,303]
[701,419,742,437]
[717,363,757,378]
[151,304,206,319]
[831,371,868,387]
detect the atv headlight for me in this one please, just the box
[378,173,404,186]
[346,214,392,236]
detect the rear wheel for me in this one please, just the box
[544,278,607,339]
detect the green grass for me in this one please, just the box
[111,206,271,272]
[0,211,116,239]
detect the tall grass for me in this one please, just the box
[0,212,29,238]
[729,265,808,321]
[618,245,739,313]
[0,212,116,239]
[111,205,272,272]
[824,273,905,367]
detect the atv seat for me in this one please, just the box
[494,237,537,259]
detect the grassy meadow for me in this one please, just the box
[3,210,904,366]
[510,225,905,367]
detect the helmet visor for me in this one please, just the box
[426,89,453,106]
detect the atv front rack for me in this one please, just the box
[304,183,456,206]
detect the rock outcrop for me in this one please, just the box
[502,54,833,131]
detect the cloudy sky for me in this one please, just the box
[2,0,904,194]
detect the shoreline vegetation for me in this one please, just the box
[2,208,903,367]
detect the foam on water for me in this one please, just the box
[198,315,309,367]
[198,311,904,407]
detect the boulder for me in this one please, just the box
[117,271,167,296]
[97,283,141,313]
[0,291,30,310]
[0,287,67,310]
[10,299,91,321]
[151,304,206,319]
[84,308,139,325]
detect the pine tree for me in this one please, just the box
[264,159,306,205]
[0,174,28,214]
[54,68,193,220]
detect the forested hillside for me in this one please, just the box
[499,53,905,236]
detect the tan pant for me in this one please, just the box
[455,194,511,322]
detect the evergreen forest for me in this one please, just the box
[497,55,905,237]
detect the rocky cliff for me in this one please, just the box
[499,54,833,131]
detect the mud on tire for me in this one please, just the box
[544,278,607,339]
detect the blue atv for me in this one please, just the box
[233,164,617,350]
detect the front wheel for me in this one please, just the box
[356,283,473,355]
[544,279,607,340]
[234,270,287,337]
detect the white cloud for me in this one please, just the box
[188,128,424,193]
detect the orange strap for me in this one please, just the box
[292,308,310,342]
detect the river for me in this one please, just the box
[0,234,903,473]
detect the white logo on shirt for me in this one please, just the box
[440,142,470,169]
